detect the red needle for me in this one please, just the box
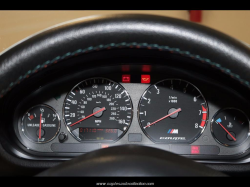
[144,108,182,129]
[39,114,42,139]
[70,107,106,127]
[216,121,236,141]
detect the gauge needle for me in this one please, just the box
[70,107,106,127]
[215,121,236,141]
[39,114,42,139]
[144,108,182,129]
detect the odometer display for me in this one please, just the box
[79,128,120,141]
[63,78,133,142]
[138,79,208,144]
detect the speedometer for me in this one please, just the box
[138,79,208,144]
[63,78,133,142]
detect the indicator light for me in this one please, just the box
[122,75,131,83]
[29,115,34,120]
[191,146,200,154]
[141,75,150,83]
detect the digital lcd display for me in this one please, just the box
[79,128,119,141]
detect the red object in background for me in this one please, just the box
[122,75,131,83]
[141,75,150,83]
[189,10,202,22]
[191,146,200,154]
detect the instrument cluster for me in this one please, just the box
[13,71,250,162]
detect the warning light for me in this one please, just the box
[191,146,200,154]
[141,75,150,83]
[101,144,109,148]
[122,75,131,83]
[29,115,34,120]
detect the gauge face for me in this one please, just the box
[63,78,133,142]
[21,105,60,143]
[138,79,208,144]
[211,108,250,147]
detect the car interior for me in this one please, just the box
[1,13,250,177]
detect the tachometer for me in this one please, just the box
[63,78,133,142]
[138,79,208,144]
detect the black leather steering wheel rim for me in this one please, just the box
[1,14,249,176]
[0,14,250,99]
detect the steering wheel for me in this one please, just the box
[1,14,250,176]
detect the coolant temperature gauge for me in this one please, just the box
[211,108,250,147]
[21,104,60,143]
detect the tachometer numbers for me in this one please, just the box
[138,79,208,144]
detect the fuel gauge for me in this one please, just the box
[211,108,250,147]
[21,104,60,143]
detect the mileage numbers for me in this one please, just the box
[63,78,133,142]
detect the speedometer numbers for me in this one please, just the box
[138,79,208,144]
[63,78,133,142]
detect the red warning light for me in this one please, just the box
[141,75,150,83]
[29,115,34,120]
[191,146,200,154]
[122,75,131,83]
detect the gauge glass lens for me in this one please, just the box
[211,108,249,146]
[63,78,133,142]
[21,105,60,143]
[138,79,208,144]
